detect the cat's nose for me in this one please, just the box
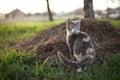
[75,30,80,33]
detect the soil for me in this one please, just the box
[14,19,120,62]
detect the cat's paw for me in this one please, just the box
[77,68,82,73]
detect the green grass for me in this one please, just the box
[0,50,120,80]
[109,20,120,28]
[0,21,63,47]
[0,20,120,80]
[45,54,120,80]
[0,50,37,80]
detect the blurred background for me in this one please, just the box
[0,0,120,22]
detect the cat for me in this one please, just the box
[57,18,96,73]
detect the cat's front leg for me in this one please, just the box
[67,44,73,59]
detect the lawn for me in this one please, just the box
[109,20,120,28]
[0,20,120,80]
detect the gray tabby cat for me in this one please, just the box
[57,18,96,73]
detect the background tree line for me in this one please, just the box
[46,0,120,21]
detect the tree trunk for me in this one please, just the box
[83,0,95,18]
[46,0,53,21]
[106,7,110,18]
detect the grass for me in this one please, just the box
[109,20,120,28]
[0,19,120,80]
[0,50,37,80]
[0,50,120,80]
[0,21,63,47]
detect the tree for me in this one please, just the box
[106,0,120,18]
[83,0,95,18]
[46,0,53,21]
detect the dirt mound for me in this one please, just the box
[14,19,120,61]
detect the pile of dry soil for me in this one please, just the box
[14,19,120,61]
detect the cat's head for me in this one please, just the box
[66,18,81,33]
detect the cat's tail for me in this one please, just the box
[57,51,93,68]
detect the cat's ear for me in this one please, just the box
[67,18,72,26]
[68,18,72,23]
[77,19,81,29]
[78,19,81,23]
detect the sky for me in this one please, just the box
[0,0,119,14]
